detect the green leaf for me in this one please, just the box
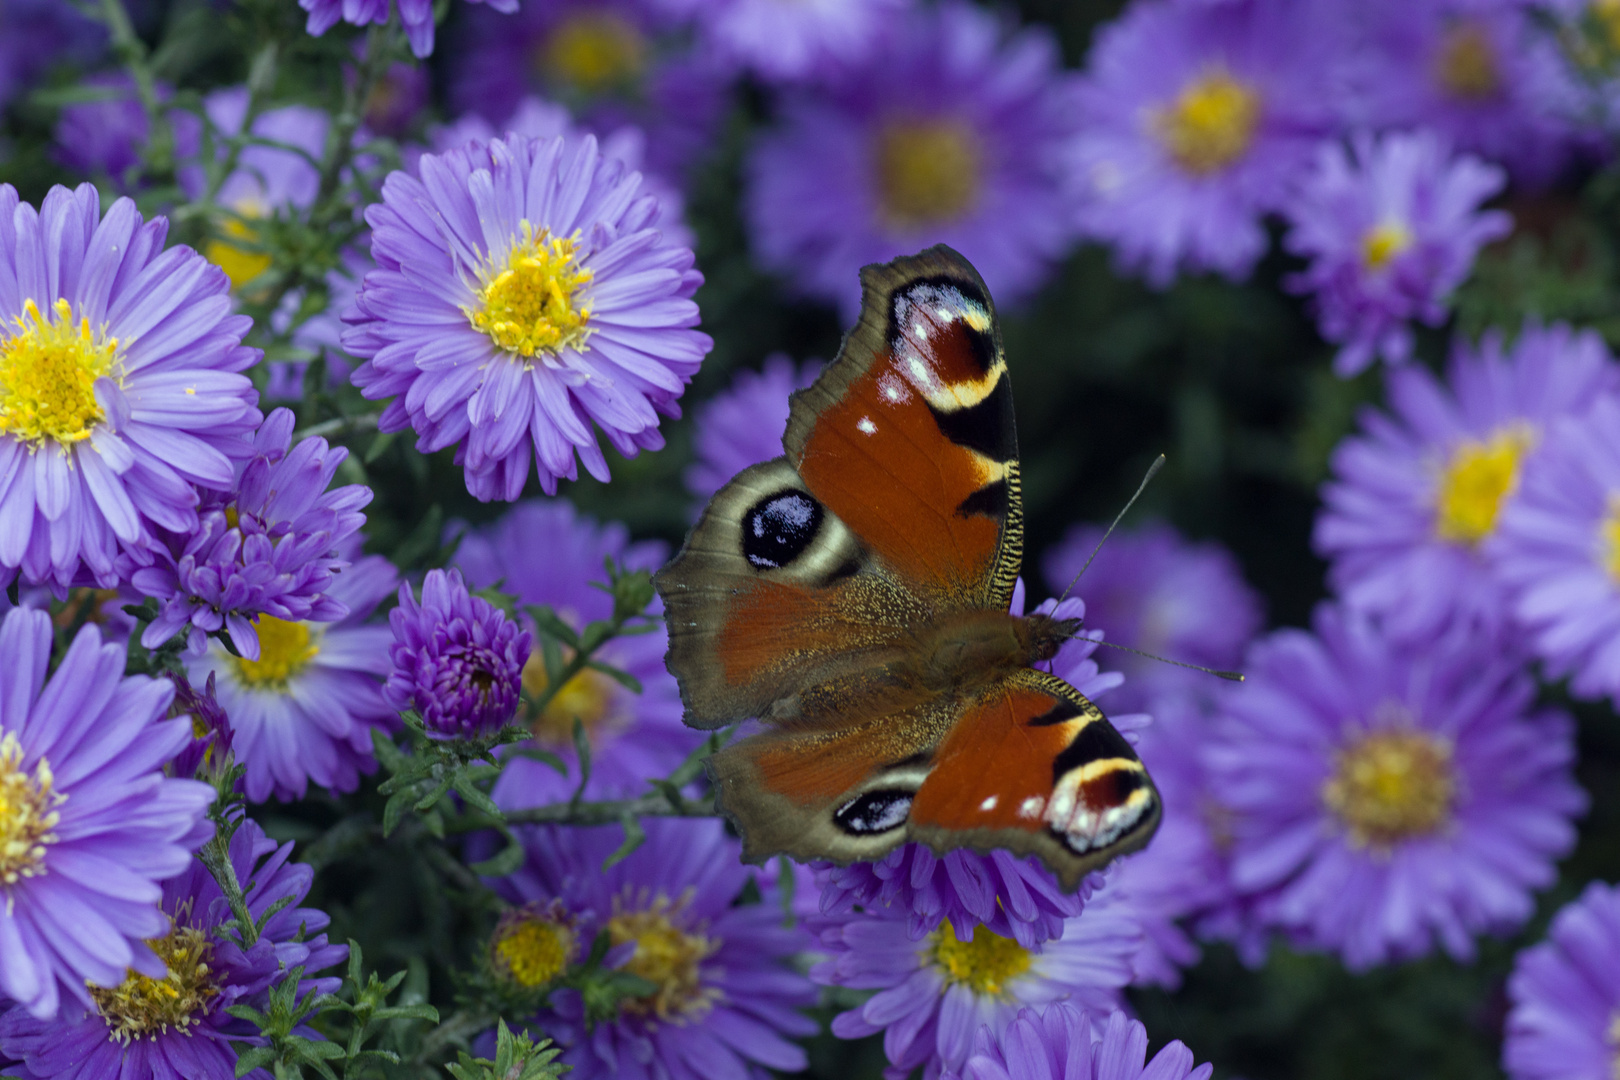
[469,830,526,877]
[585,659,642,694]
[602,815,646,870]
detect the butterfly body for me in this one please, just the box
[656,246,1159,889]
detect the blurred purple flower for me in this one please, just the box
[385,568,532,740]
[357,57,430,140]
[945,1004,1213,1080]
[265,248,372,403]
[301,0,517,59]
[1283,130,1512,377]
[660,0,911,82]
[747,0,1078,317]
[51,74,202,190]
[1316,323,1619,644]
[0,1,104,113]
[1503,880,1620,1080]
[1067,0,1338,286]
[344,132,711,501]
[1206,603,1585,970]
[684,354,819,504]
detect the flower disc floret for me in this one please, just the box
[469,226,593,358]
[0,733,60,889]
[491,904,577,989]
[876,119,983,230]
[1322,725,1456,850]
[1153,70,1261,176]
[88,922,218,1043]
[1435,426,1533,544]
[930,923,1031,999]
[0,299,118,448]
[607,892,721,1021]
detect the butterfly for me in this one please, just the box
[654,245,1159,889]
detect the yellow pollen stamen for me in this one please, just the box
[468,224,593,360]
[874,118,983,230]
[204,203,273,292]
[0,298,120,449]
[1323,723,1456,850]
[1362,221,1413,271]
[930,921,1032,999]
[1153,70,1263,175]
[522,647,618,744]
[539,13,647,94]
[1607,1012,1620,1080]
[491,906,577,989]
[1434,425,1535,545]
[606,892,721,1022]
[1596,494,1620,584]
[89,921,219,1043]
[233,616,320,689]
[1436,21,1502,101]
[0,733,61,898]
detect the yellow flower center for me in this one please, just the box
[89,921,219,1043]
[491,908,576,989]
[522,647,618,744]
[232,617,320,689]
[1594,1,1620,52]
[0,733,61,895]
[874,118,983,230]
[468,225,593,360]
[1597,494,1620,584]
[1153,70,1262,176]
[0,298,120,449]
[1608,1012,1620,1080]
[1434,425,1535,545]
[1323,725,1455,850]
[1436,21,1501,101]
[606,892,721,1021]
[204,203,272,292]
[929,921,1032,999]
[1362,221,1413,271]
[539,13,647,94]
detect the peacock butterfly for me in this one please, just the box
[654,245,1159,890]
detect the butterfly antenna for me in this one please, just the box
[1092,639,1244,681]
[1054,454,1166,607]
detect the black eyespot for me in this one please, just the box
[743,489,823,569]
[834,790,913,835]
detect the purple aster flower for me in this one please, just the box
[51,75,202,191]
[1204,602,1586,970]
[0,817,346,1080]
[385,568,532,740]
[1348,0,1585,188]
[344,132,711,501]
[945,1004,1213,1080]
[186,541,397,802]
[451,499,699,807]
[658,0,911,82]
[1316,322,1619,644]
[0,607,214,1020]
[1489,393,1620,708]
[1283,130,1512,377]
[495,818,818,1080]
[132,408,371,660]
[814,871,1142,1080]
[301,0,518,59]
[165,669,234,782]
[747,0,1078,318]
[684,354,820,504]
[1066,0,1339,287]
[0,183,262,592]
[1503,880,1620,1080]
[1042,522,1262,713]
[0,1,104,113]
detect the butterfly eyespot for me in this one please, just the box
[743,490,823,569]
[834,790,913,835]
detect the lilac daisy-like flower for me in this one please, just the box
[494,818,818,1080]
[385,568,532,740]
[301,0,517,59]
[186,541,396,802]
[814,871,1142,1080]
[132,408,371,661]
[51,75,203,191]
[0,183,262,592]
[1205,602,1586,970]
[945,1004,1213,1080]
[1283,130,1512,377]
[344,132,711,501]
[747,0,1078,317]
[1503,880,1620,1080]
[684,354,820,504]
[1489,393,1620,708]
[0,607,213,1020]
[0,817,346,1079]
[0,1,103,113]
[659,0,911,82]
[1042,522,1261,713]
[1066,0,1338,286]
[1316,322,1619,644]
[452,499,698,808]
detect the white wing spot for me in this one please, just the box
[1018,796,1045,820]
[856,416,877,436]
[978,795,998,812]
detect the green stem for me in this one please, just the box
[198,824,259,946]
[293,411,381,443]
[96,0,173,178]
[454,792,718,831]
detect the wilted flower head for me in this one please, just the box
[166,669,234,781]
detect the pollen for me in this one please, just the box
[468,225,594,360]
[522,647,617,744]
[930,921,1032,999]
[1598,495,1620,584]
[0,298,120,449]
[0,733,61,894]
[1323,725,1456,850]
[1607,1011,1620,1080]
[233,616,320,689]
[1434,425,1534,545]
[1153,70,1263,176]
[1362,221,1413,271]
[874,118,983,230]
[204,203,273,292]
[606,891,721,1022]
[539,12,647,94]
[1436,21,1501,101]
[490,905,577,989]
[89,921,219,1043]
